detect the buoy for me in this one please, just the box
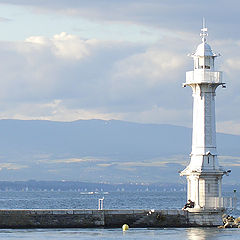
[122,224,129,231]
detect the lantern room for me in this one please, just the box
[190,24,219,71]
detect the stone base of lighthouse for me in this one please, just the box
[187,208,225,226]
[185,171,224,208]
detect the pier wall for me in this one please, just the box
[0,209,223,228]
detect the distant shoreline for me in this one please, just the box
[0,180,237,192]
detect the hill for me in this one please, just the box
[0,119,238,184]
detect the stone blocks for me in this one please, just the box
[0,209,224,228]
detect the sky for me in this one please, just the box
[0,0,239,135]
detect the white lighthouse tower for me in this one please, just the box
[180,22,229,216]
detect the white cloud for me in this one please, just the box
[217,121,240,135]
[25,36,49,45]
[0,30,238,135]
[113,49,185,86]
[0,163,28,170]
[38,157,108,164]
[0,100,119,122]
[25,32,99,60]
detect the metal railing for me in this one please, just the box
[205,197,233,209]
[185,71,222,84]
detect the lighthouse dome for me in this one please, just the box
[195,42,214,57]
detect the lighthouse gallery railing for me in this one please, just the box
[206,197,233,209]
[186,71,222,84]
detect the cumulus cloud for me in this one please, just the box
[25,32,99,60]
[0,32,189,111]
[113,50,184,85]
[0,29,238,134]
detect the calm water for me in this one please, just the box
[0,191,186,210]
[0,228,240,240]
[0,191,238,239]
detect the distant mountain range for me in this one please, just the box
[0,119,238,184]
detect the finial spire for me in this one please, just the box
[200,18,208,43]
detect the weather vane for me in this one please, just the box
[200,18,208,43]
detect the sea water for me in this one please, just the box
[0,191,238,239]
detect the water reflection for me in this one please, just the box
[186,228,221,240]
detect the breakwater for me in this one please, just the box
[0,209,223,228]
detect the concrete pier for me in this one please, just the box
[0,209,224,228]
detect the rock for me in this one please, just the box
[234,217,240,225]
[221,215,240,228]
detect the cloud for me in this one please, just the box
[0,0,240,39]
[109,43,189,110]
[0,29,238,134]
[0,163,28,170]
[25,32,99,60]
[0,100,122,122]
[218,155,240,167]
[0,1,238,184]
[39,157,108,164]
[217,121,240,135]
[0,17,11,22]
[113,49,184,85]
[0,32,188,112]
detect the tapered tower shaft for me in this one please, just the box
[181,25,226,209]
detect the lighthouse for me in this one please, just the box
[180,23,229,212]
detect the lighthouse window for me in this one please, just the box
[208,184,210,193]
[194,59,199,69]
[207,156,210,164]
[205,58,210,69]
[199,57,204,69]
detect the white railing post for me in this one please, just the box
[98,197,104,210]
[208,197,234,209]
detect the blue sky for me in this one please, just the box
[0,0,239,135]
